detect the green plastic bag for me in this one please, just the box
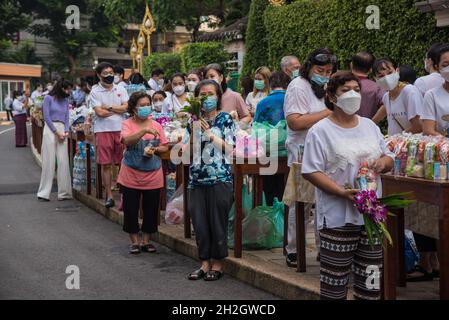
[228,184,285,250]
[252,120,288,157]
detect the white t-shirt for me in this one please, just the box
[302,116,394,230]
[90,83,129,133]
[12,99,27,116]
[421,85,449,134]
[165,92,190,113]
[382,84,422,136]
[414,72,444,97]
[283,77,326,165]
[245,91,267,112]
[148,78,162,92]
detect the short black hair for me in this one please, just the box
[152,90,167,99]
[269,71,291,90]
[95,62,113,75]
[128,72,145,85]
[351,51,375,73]
[12,90,22,99]
[373,57,397,76]
[113,65,125,76]
[325,71,361,110]
[427,43,444,65]
[435,44,449,67]
[399,65,417,84]
[127,91,152,116]
[151,68,164,77]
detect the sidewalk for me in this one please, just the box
[30,145,440,300]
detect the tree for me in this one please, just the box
[241,0,270,76]
[103,0,248,42]
[23,0,120,76]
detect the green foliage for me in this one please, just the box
[143,52,182,79]
[180,42,231,73]
[241,0,269,76]
[4,41,42,65]
[262,0,449,75]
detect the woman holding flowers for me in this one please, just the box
[185,80,236,282]
[302,71,394,300]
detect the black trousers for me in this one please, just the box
[188,183,234,261]
[122,185,161,234]
[262,174,286,206]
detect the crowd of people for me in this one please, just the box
[9,41,449,299]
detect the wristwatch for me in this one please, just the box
[108,106,113,112]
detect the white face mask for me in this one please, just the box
[440,66,449,82]
[153,101,164,112]
[114,75,120,84]
[187,81,197,92]
[336,90,362,115]
[376,72,400,91]
[173,85,185,96]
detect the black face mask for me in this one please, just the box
[102,75,114,84]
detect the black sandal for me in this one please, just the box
[406,265,434,282]
[141,243,157,253]
[204,270,224,281]
[129,244,141,254]
[188,269,206,280]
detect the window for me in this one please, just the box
[0,80,25,111]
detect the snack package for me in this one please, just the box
[406,140,418,177]
[424,143,436,180]
[356,160,378,191]
[410,164,425,178]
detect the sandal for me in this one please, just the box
[188,269,206,280]
[406,265,434,282]
[204,270,224,281]
[129,244,141,254]
[141,243,157,253]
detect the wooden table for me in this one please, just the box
[381,174,449,300]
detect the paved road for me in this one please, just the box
[0,124,277,300]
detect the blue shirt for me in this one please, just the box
[184,112,236,188]
[254,90,286,126]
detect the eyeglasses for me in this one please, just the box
[313,53,337,65]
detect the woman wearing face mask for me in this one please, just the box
[185,79,236,281]
[373,58,423,136]
[167,73,190,114]
[246,66,271,116]
[11,90,30,147]
[415,43,445,97]
[37,79,74,201]
[204,63,252,124]
[422,44,449,136]
[302,71,394,300]
[117,92,169,254]
[186,69,204,96]
[283,48,336,268]
[151,91,168,114]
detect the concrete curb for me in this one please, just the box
[73,190,320,300]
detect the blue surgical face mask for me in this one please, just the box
[311,73,330,87]
[292,69,300,79]
[202,96,218,112]
[137,105,152,119]
[254,80,265,90]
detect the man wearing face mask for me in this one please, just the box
[90,62,130,208]
[147,68,165,92]
[283,48,336,268]
[281,55,301,81]
[302,71,394,300]
[373,58,423,136]
[415,43,445,97]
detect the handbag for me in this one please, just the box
[123,139,161,172]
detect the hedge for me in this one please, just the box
[180,42,231,73]
[241,0,270,76]
[143,52,182,79]
[256,0,449,75]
